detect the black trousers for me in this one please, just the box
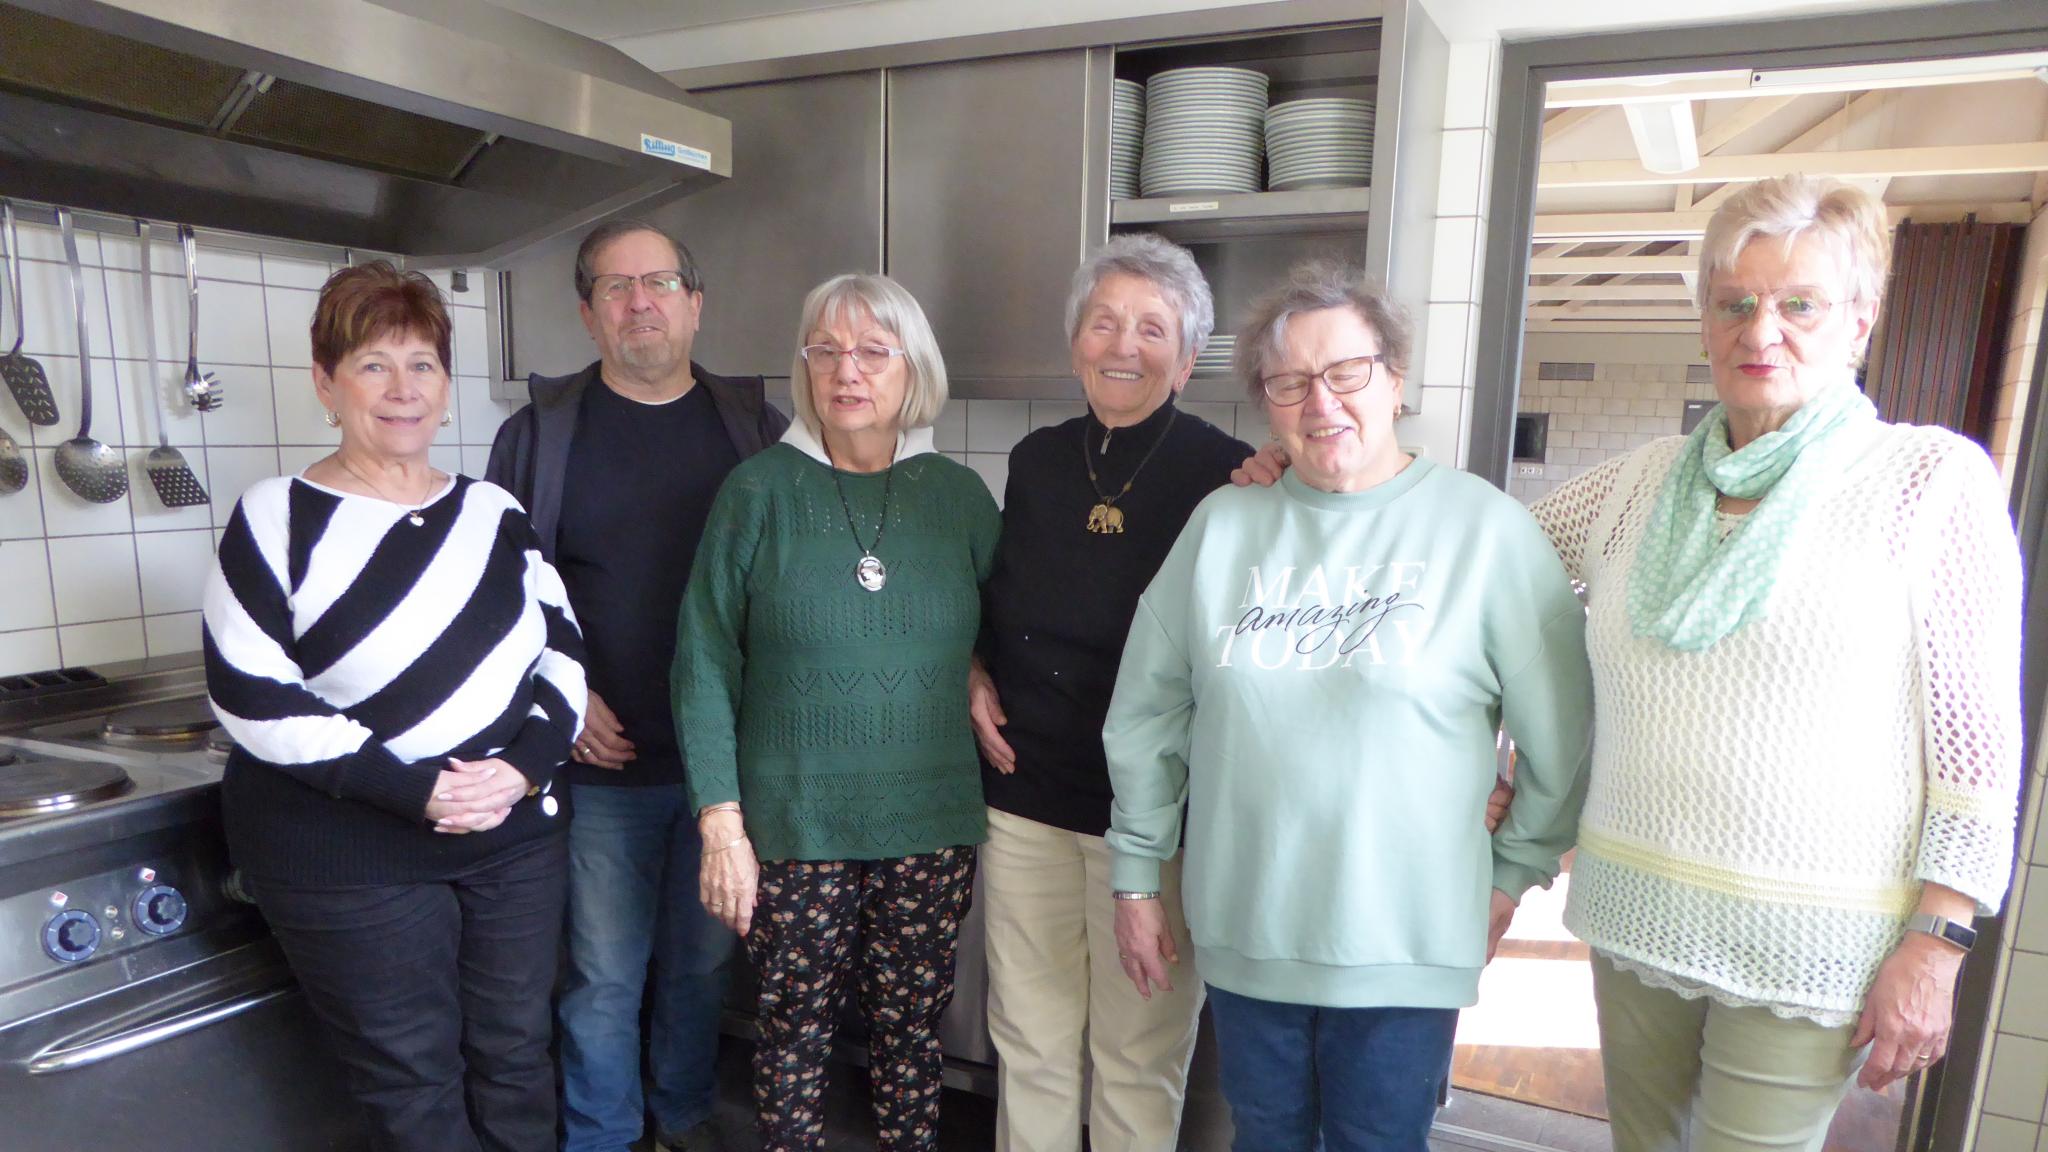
[251,834,568,1152]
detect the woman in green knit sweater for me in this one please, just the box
[672,273,1000,1152]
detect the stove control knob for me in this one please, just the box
[133,885,188,936]
[42,910,101,963]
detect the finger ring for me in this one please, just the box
[1118,952,1131,960]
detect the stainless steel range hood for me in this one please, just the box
[0,0,732,265]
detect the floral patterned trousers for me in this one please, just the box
[747,848,977,1152]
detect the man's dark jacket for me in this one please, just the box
[485,360,789,561]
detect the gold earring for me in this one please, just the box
[323,409,340,428]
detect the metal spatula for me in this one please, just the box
[52,209,128,505]
[0,200,59,427]
[0,424,24,495]
[134,222,207,507]
[177,226,223,412]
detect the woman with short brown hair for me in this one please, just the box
[204,261,586,1152]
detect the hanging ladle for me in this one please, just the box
[52,209,128,504]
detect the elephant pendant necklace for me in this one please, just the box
[1083,407,1176,535]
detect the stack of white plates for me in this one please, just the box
[1193,333,1237,376]
[1112,79,1145,200]
[1141,67,1269,197]
[1265,97,1374,191]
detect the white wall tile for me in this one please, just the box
[145,611,203,657]
[966,400,1029,453]
[98,270,185,375]
[1985,1032,2048,1122]
[35,449,135,537]
[110,358,205,449]
[460,444,493,479]
[262,255,333,291]
[273,367,339,446]
[429,444,464,476]
[7,222,99,265]
[58,618,146,667]
[930,400,967,451]
[451,303,491,380]
[2018,866,2048,954]
[48,534,141,624]
[965,451,1009,506]
[195,279,271,367]
[1436,129,1490,217]
[27,356,124,450]
[0,540,54,631]
[1443,40,1499,131]
[205,447,282,524]
[1430,216,1480,303]
[276,446,330,476]
[134,529,215,616]
[201,370,278,446]
[0,627,60,677]
[1974,1114,2043,1152]
[2005,952,2048,1040]
[1029,400,1086,430]
[456,375,520,448]
[127,451,214,534]
[194,244,266,285]
[264,286,319,369]
[0,455,47,540]
[98,234,187,276]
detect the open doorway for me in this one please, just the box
[1446,9,2048,1152]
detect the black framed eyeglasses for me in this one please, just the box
[589,271,690,303]
[801,343,910,374]
[1259,354,1384,407]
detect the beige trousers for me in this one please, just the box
[981,806,1204,1152]
[1592,954,1866,1152]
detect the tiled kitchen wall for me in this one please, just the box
[0,218,502,677]
[1975,746,2048,1152]
[1507,359,1707,504]
[1990,204,2048,488]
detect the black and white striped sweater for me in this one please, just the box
[203,473,587,884]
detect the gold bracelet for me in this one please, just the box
[702,834,749,857]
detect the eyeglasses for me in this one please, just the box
[801,343,909,374]
[1705,285,1844,331]
[590,271,690,303]
[1259,354,1384,407]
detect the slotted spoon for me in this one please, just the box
[52,209,128,504]
[136,222,207,507]
[0,200,59,427]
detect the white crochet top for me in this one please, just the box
[1531,422,2022,1025]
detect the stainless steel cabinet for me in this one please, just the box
[498,71,884,383]
[886,51,1102,383]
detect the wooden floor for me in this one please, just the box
[1450,870,1906,1152]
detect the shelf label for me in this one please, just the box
[641,133,712,170]
[1168,200,1221,214]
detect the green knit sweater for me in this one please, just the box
[673,442,1001,861]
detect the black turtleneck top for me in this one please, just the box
[980,398,1254,835]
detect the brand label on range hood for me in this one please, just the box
[641,133,713,170]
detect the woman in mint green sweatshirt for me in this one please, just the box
[1104,262,1594,1152]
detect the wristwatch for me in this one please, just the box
[1905,913,1977,953]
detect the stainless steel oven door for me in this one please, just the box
[0,937,364,1149]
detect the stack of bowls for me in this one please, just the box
[1141,66,1269,197]
[1111,80,1145,200]
[1264,97,1374,191]
[1193,333,1237,377]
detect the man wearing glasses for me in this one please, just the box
[488,219,787,1152]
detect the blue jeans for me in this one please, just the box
[559,783,736,1151]
[1205,985,1457,1152]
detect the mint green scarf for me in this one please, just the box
[1628,381,1876,651]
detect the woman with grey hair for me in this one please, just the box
[1105,258,1592,1152]
[674,272,1000,1151]
[1531,174,2021,1151]
[968,231,1252,1151]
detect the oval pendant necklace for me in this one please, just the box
[827,452,896,592]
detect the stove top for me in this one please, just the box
[0,759,131,818]
[100,697,219,744]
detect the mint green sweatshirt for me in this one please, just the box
[1104,458,1593,1009]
